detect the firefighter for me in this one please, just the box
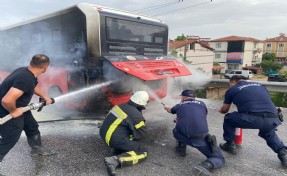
[0,54,54,172]
[164,90,225,175]
[100,91,149,176]
[219,75,287,168]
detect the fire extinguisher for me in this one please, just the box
[234,128,243,145]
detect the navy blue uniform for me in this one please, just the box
[0,67,40,160]
[171,99,225,169]
[223,81,285,153]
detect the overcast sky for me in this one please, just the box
[1,0,286,40]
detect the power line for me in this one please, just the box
[133,0,183,13]
[133,0,179,11]
[151,0,212,17]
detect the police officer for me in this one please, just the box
[0,54,54,174]
[219,75,287,168]
[164,89,225,175]
[100,91,149,176]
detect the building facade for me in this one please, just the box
[169,37,214,77]
[264,34,287,63]
[210,36,264,73]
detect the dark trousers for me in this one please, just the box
[0,111,40,161]
[173,129,225,169]
[109,137,148,166]
[223,112,285,153]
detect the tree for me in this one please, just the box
[262,53,276,61]
[171,49,178,57]
[260,60,283,72]
[175,34,186,41]
[213,62,220,66]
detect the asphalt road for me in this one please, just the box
[2,95,287,176]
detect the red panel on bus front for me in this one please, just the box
[111,60,191,81]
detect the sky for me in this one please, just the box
[1,0,287,40]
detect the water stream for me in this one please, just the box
[54,81,112,102]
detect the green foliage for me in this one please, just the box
[270,92,287,107]
[255,63,261,67]
[195,89,206,98]
[175,34,186,41]
[262,53,276,61]
[213,62,220,66]
[171,49,178,57]
[260,60,283,72]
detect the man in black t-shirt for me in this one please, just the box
[0,54,54,168]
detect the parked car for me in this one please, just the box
[224,70,253,79]
[267,74,287,82]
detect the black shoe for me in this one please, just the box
[104,157,119,176]
[220,141,237,154]
[30,146,55,156]
[278,148,287,168]
[176,142,187,157]
[106,164,116,176]
[194,161,213,176]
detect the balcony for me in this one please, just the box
[226,52,242,63]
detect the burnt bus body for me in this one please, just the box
[0,3,190,111]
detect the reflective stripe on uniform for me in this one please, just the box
[105,106,128,145]
[119,151,148,165]
[135,121,145,129]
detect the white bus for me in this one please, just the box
[0,3,191,111]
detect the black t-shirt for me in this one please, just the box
[0,67,37,117]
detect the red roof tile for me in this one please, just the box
[265,35,287,42]
[211,35,263,42]
[169,39,214,51]
[212,65,224,70]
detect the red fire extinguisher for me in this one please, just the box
[234,128,243,145]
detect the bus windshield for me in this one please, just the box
[106,17,167,45]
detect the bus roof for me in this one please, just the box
[0,3,165,31]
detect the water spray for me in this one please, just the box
[54,81,112,102]
[0,81,113,125]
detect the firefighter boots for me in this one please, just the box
[176,142,187,157]
[27,134,55,156]
[220,141,237,154]
[104,156,120,176]
[278,148,287,168]
[194,161,213,176]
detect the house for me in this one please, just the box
[210,36,264,73]
[264,33,287,63]
[169,36,215,77]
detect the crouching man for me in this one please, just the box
[100,91,149,176]
[164,90,225,175]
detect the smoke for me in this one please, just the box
[174,57,212,89]
[0,10,87,72]
[0,9,91,103]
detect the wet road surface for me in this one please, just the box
[2,96,287,176]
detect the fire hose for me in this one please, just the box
[0,97,55,125]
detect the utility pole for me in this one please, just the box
[183,36,188,62]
